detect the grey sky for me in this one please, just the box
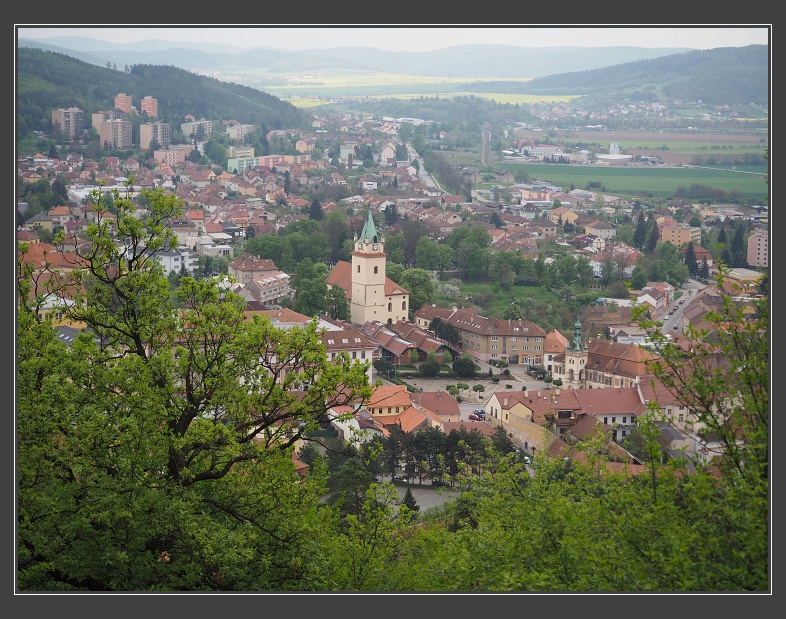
[16,25,771,53]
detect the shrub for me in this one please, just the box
[491,377,500,383]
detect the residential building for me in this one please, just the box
[227,255,280,284]
[140,122,172,150]
[181,118,213,138]
[414,305,547,365]
[51,107,84,139]
[238,271,291,308]
[140,96,158,118]
[114,93,132,114]
[659,222,701,247]
[98,119,133,150]
[747,230,768,269]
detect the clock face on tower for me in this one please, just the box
[372,244,378,250]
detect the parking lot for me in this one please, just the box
[403,366,550,422]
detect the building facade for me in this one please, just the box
[114,93,132,114]
[747,230,768,269]
[140,96,158,118]
[98,119,133,150]
[51,107,84,139]
[140,122,172,150]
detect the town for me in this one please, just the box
[17,73,769,592]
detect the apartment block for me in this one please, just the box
[114,93,133,114]
[746,230,768,268]
[140,122,172,150]
[51,107,84,139]
[98,119,133,150]
[180,118,213,139]
[91,110,125,130]
[659,223,701,247]
[140,96,158,118]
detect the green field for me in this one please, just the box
[499,162,769,201]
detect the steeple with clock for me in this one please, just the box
[351,210,388,325]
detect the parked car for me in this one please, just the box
[468,413,481,421]
[432,479,450,487]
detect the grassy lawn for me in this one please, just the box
[435,280,562,318]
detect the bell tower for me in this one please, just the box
[351,210,387,325]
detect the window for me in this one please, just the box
[402,301,406,310]
[604,417,608,424]
[622,417,626,424]
[388,302,392,311]
[374,266,379,274]
[678,413,684,422]
[611,417,616,423]
[357,265,360,273]
[352,352,357,359]
[511,337,517,342]
[558,411,571,419]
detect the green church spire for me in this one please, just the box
[568,316,583,353]
[357,210,380,244]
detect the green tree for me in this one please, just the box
[633,210,647,250]
[309,198,324,221]
[401,487,420,515]
[326,285,350,321]
[684,241,698,276]
[17,184,372,591]
[453,354,476,379]
[398,268,436,316]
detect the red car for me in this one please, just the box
[468,413,482,421]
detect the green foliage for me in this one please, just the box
[452,355,476,379]
[17,184,372,591]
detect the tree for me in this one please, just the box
[17,183,373,591]
[400,487,420,516]
[398,268,435,316]
[684,242,698,276]
[326,285,350,321]
[309,198,324,221]
[453,355,476,379]
[633,210,647,250]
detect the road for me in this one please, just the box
[661,280,706,335]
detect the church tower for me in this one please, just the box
[564,316,588,387]
[351,211,388,325]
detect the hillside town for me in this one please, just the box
[18,94,768,478]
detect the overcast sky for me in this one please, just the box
[16,25,770,53]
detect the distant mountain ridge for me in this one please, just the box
[17,36,692,79]
[466,45,769,107]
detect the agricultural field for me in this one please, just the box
[498,162,769,201]
[257,72,577,106]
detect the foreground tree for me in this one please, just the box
[17,184,372,591]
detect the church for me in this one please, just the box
[326,210,410,326]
